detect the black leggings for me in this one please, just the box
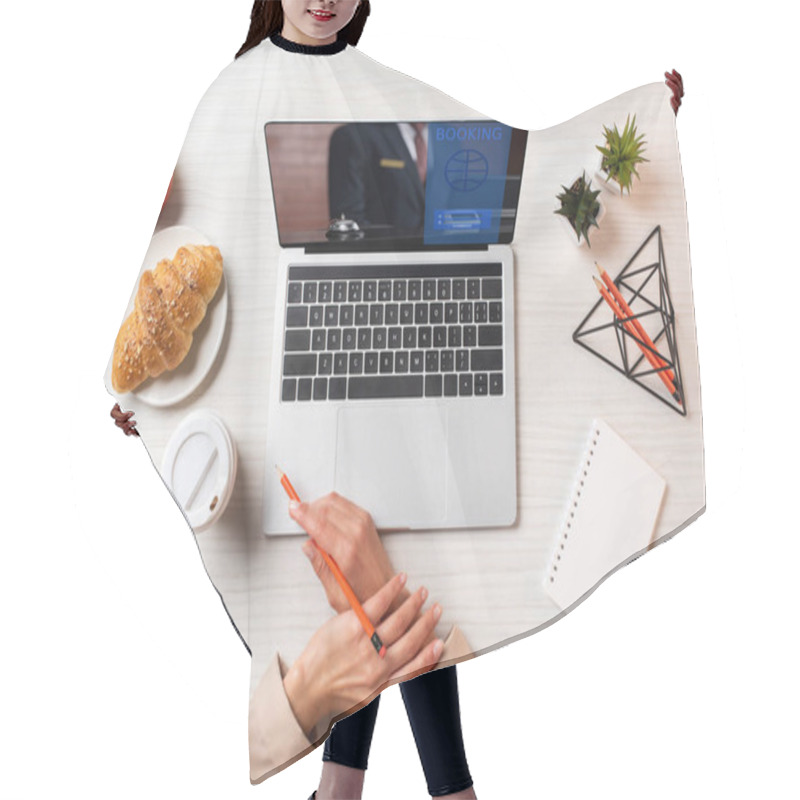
[323,665,473,797]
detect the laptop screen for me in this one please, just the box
[265,121,528,252]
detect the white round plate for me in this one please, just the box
[108,225,228,408]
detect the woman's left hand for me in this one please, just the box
[283,573,444,735]
[665,69,683,114]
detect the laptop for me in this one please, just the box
[261,120,528,535]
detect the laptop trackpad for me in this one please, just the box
[334,405,448,528]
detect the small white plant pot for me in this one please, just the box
[595,164,624,196]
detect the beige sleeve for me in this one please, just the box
[248,653,316,785]
[439,623,474,664]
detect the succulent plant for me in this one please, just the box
[555,171,602,246]
[596,114,648,195]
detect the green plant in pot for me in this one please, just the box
[596,114,648,195]
[555,171,602,246]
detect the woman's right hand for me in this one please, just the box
[282,572,444,736]
[290,492,395,614]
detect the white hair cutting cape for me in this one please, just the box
[105,32,704,783]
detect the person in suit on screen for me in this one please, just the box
[328,122,429,234]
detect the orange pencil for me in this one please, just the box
[275,466,386,658]
[592,277,681,403]
[596,263,675,383]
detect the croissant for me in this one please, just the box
[112,244,224,393]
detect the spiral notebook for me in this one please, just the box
[544,419,666,610]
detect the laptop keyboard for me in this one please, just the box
[280,262,505,402]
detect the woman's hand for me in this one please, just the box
[110,403,139,436]
[665,68,683,115]
[290,492,396,613]
[283,572,444,736]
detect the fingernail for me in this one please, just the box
[433,639,444,658]
[289,500,300,514]
[301,542,314,560]
[433,603,442,620]
[399,572,407,585]
[420,586,428,602]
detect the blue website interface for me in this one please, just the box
[424,121,514,245]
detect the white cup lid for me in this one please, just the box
[161,410,237,532]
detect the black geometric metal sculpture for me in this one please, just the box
[573,226,685,415]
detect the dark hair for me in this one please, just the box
[236,1,371,58]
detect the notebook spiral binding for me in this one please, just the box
[547,424,602,587]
